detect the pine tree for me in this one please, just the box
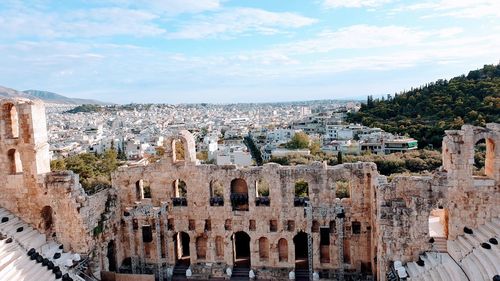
[337,151,343,164]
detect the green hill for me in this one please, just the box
[347,64,500,148]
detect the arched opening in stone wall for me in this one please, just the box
[335,180,350,199]
[429,209,448,239]
[142,225,153,258]
[233,231,251,268]
[230,178,249,211]
[174,232,190,265]
[215,236,224,258]
[7,149,22,174]
[294,179,309,207]
[255,179,269,197]
[173,179,187,197]
[278,238,288,262]
[135,180,151,199]
[485,138,496,178]
[258,237,269,261]
[107,240,117,272]
[135,180,143,201]
[40,206,54,235]
[196,235,207,260]
[209,179,224,206]
[474,139,487,176]
[294,231,309,269]
[320,227,330,263]
[294,179,309,197]
[2,103,20,139]
[173,139,185,161]
[255,179,270,206]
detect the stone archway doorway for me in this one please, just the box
[294,231,309,269]
[233,231,251,268]
[174,232,190,266]
[40,206,54,237]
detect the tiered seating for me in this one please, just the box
[405,252,468,281]
[406,216,499,281]
[448,216,500,281]
[0,207,85,281]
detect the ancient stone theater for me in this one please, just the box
[0,98,499,281]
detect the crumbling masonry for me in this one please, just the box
[0,98,498,280]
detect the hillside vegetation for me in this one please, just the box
[65,104,103,113]
[348,64,500,148]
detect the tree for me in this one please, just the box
[309,140,321,155]
[337,151,343,164]
[117,144,127,160]
[53,149,121,194]
[294,180,309,197]
[175,141,185,160]
[346,64,500,148]
[197,151,208,161]
[50,159,66,171]
[286,132,310,149]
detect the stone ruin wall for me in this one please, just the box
[110,133,380,279]
[1,97,498,281]
[376,124,500,280]
[0,98,110,255]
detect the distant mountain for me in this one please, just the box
[0,85,33,99]
[0,86,109,105]
[23,89,110,105]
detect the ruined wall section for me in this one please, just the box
[0,98,110,255]
[376,124,499,281]
[375,175,447,279]
[442,123,500,239]
[44,171,113,253]
[112,142,379,278]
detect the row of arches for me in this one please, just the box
[134,178,317,210]
[172,231,309,268]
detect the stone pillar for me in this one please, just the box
[125,217,137,274]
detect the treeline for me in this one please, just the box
[269,149,442,176]
[51,149,119,194]
[65,104,103,113]
[347,64,500,148]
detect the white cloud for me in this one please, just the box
[102,0,221,15]
[168,8,317,39]
[0,7,165,39]
[65,8,165,37]
[323,0,393,9]
[272,25,431,54]
[145,0,220,15]
[395,0,500,18]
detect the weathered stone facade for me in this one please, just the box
[0,98,112,261]
[0,98,498,281]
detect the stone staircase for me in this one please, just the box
[431,237,447,252]
[230,266,250,281]
[295,268,309,281]
[172,263,189,280]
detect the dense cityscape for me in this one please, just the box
[46,100,417,166]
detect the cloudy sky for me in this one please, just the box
[0,0,499,104]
